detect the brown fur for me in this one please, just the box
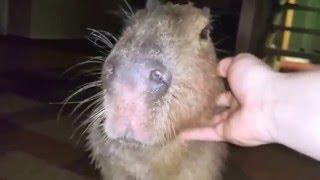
[86,2,227,180]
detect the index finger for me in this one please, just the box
[179,127,224,142]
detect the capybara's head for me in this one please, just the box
[100,0,223,146]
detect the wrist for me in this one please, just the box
[266,71,310,144]
[265,71,320,160]
[261,70,285,144]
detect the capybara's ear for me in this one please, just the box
[202,7,211,18]
[146,0,161,11]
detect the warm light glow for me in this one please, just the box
[281,0,296,50]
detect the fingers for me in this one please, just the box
[218,53,265,78]
[179,127,223,142]
[211,110,230,126]
[180,103,241,143]
[216,91,233,107]
[214,92,239,122]
[180,104,234,142]
[217,57,233,77]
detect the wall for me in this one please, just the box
[7,0,32,37]
[6,0,109,39]
[29,0,89,39]
[0,0,8,35]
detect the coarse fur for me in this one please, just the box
[85,1,227,180]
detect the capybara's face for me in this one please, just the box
[101,3,221,146]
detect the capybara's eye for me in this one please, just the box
[149,68,171,95]
[150,69,165,85]
[150,68,171,86]
[200,24,211,40]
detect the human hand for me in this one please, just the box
[180,53,278,146]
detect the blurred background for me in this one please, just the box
[0,0,319,180]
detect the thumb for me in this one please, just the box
[179,127,224,142]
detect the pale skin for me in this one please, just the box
[180,53,320,161]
